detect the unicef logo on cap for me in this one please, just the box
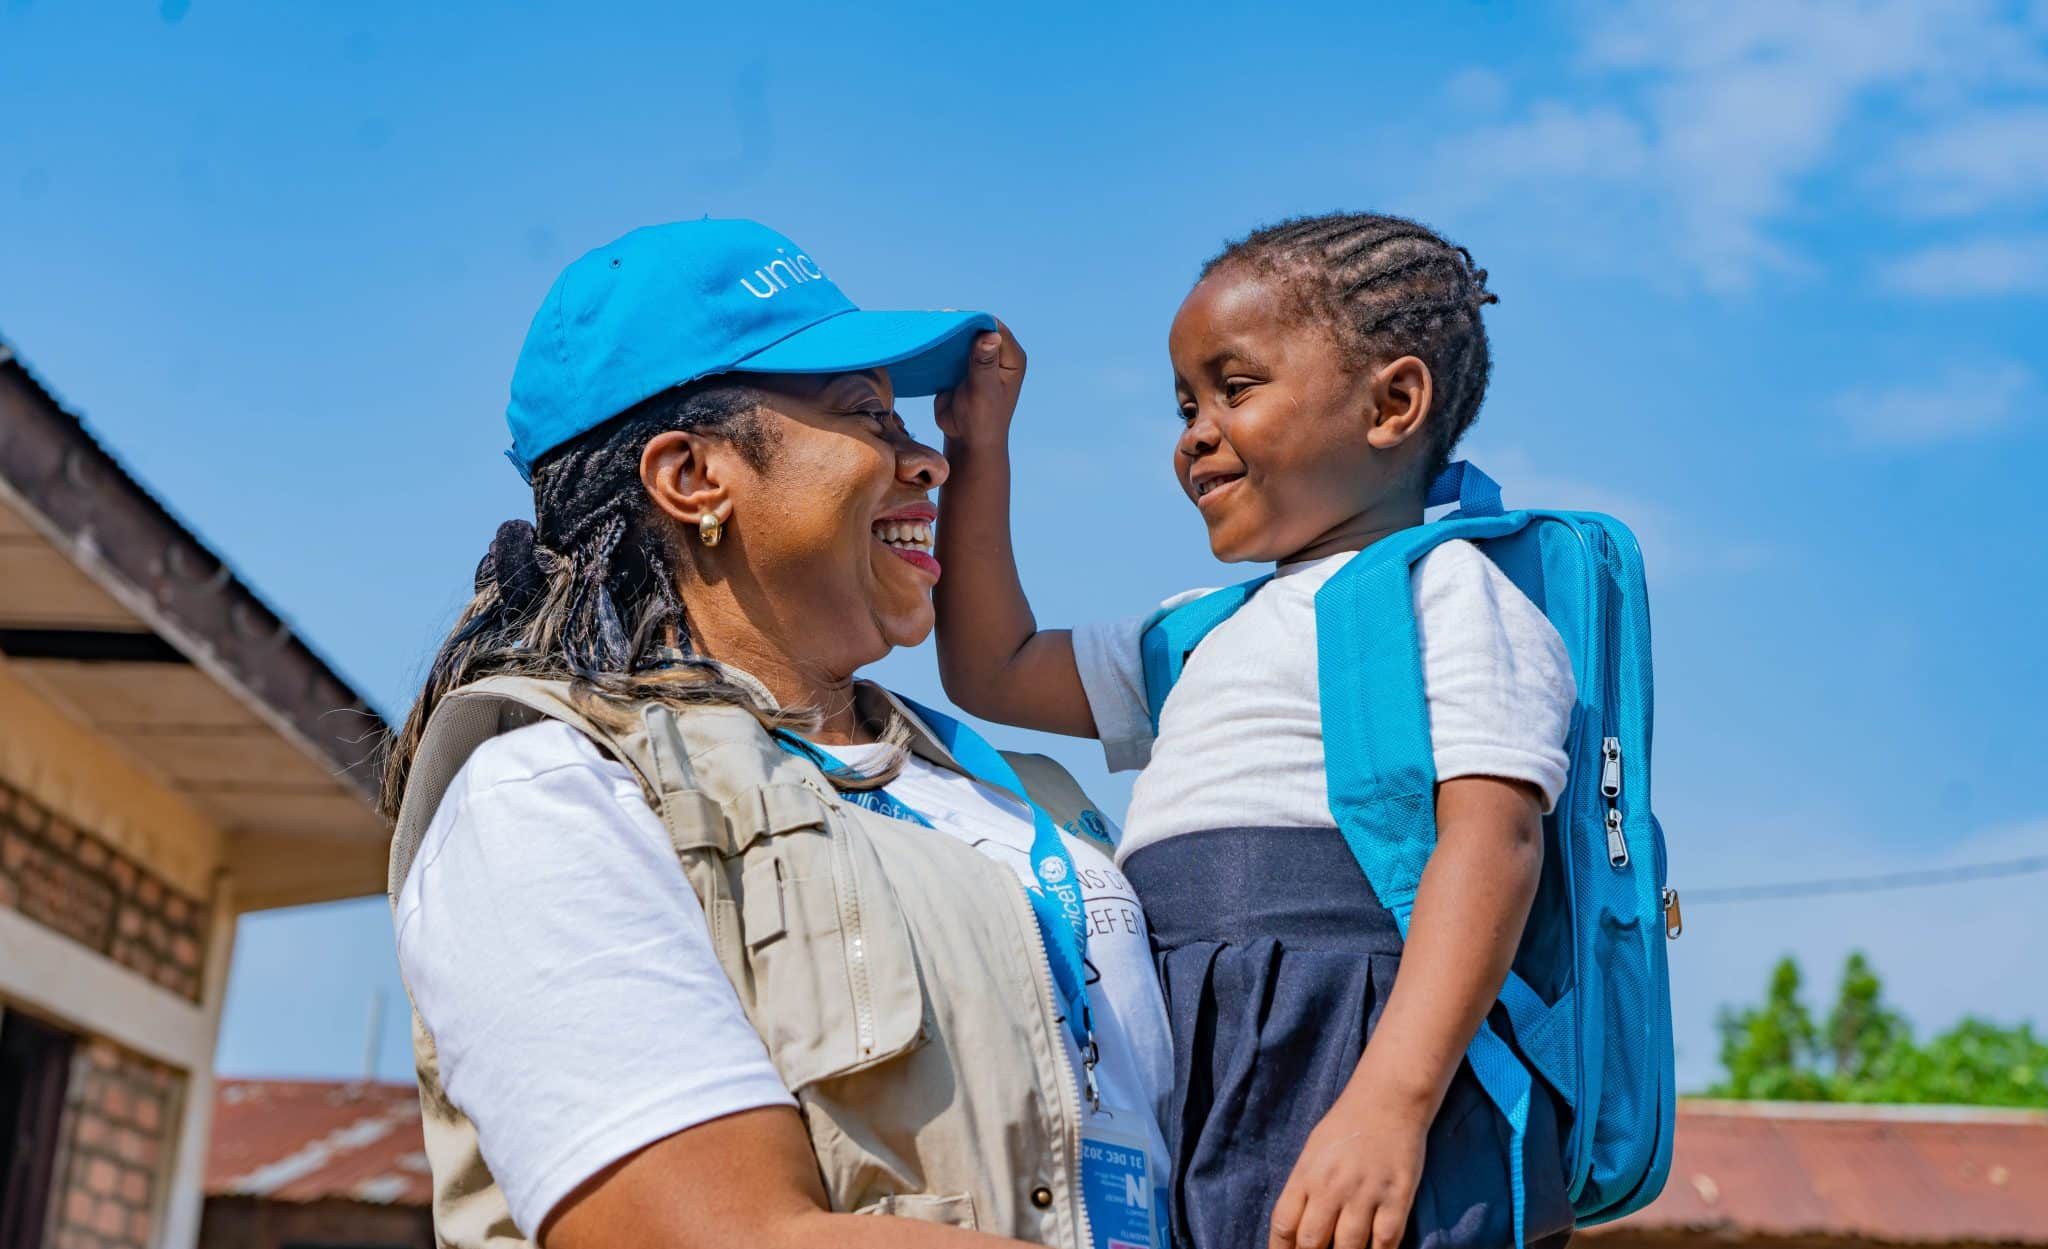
[1038,856,1070,885]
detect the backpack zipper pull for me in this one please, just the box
[1600,737,1629,867]
[1663,887,1683,939]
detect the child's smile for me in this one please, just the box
[1169,266,1431,565]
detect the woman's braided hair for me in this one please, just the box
[1203,212,1499,484]
[380,379,799,819]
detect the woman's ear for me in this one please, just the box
[640,430,730,531]
[1365,356,1434,451]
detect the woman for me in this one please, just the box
[383,219,1172,1249]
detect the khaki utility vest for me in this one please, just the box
[388,674,1108,1247]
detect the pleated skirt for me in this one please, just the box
[1127,826,1574,1249]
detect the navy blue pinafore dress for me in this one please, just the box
[1127,826,1575,1249]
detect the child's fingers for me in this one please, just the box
[966,323,1025,382]
[1332,1199,1376,1249]
[1267,1176,1309,1249]
[1291,1191,1344,1249]
[1368,1197,1407,1249]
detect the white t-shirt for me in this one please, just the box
[1073,541,1578,865]
[394,719,1171,1237]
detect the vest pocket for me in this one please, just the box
[853,1193,979,1228]
[737,803,927,1090]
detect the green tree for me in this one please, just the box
[1706,951,2048,1107]
[1824,951,1910,1088]
[1710,956,1829,1099]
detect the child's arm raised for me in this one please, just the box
[932,326,1099,738]
[1268,776,1545,1249]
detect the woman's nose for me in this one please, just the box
[900,437,950,490]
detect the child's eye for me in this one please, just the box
[1222,378,1256,401]
[1175,402,1197,425]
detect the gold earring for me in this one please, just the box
[698,512,724,547]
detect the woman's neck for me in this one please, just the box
[681,586,876,746]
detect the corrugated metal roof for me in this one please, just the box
[1592,1100,2048,1244]
[207,1086,2048,1240]
[205,1080,429,1207]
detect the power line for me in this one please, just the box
[1683,854,2048,905]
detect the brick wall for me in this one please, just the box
[46,1039,184,1249]
[0,777,208,1000]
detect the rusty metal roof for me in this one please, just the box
[206,1080,429,1207]
[1592,1100,2048,1244]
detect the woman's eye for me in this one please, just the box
[863,407,917,439]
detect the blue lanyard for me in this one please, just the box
[776,700,1100,1107]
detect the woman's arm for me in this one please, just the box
[932,326,1099,738]
[544,1106,1025,1249]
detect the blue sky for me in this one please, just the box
[3,1,2044,1090]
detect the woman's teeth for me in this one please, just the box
[874,520,935,553]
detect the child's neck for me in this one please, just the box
[1277,496,1425,566]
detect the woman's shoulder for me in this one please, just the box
[399,720,674,931]
[450,718,636,800]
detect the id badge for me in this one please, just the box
[1080,1112,1157,1249]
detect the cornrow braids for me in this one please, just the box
[1203,212,1500,483]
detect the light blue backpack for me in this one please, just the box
[1138,461,1678,1243]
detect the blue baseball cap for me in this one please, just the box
[505,218,997,478]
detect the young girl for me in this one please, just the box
[933,214,1577,1249]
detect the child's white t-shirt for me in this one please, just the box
[1073,540,1578,866]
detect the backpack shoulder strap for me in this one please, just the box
[1318,521,1551,1248]
[1314,526,1458,924]
[1320,458,1559,1248]
[1136,576,1272,731]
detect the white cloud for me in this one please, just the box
[1880,233,2048,296]
[1889,108,2048,217]
[1437,102,1650,185]
[1428,1,2048,291]
[1464,445,1777,580]
[1441,67,1512,117]
[1832,359,2033,446]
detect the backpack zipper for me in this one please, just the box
[1595,522,1631,871]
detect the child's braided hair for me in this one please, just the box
[1203,212,1499,484]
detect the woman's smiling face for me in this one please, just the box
[725,368,950,661]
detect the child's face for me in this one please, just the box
[1169,266,1431,563]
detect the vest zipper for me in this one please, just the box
[829,812,879,1057]
[1020,886,1092,1249]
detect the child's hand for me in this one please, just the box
[1268,1082,1430,1249]
[933,324,1025,449]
